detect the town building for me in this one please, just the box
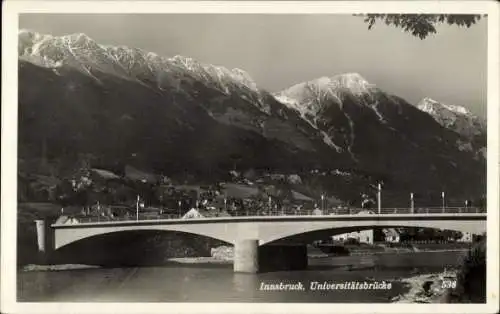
[457,232,473,243]
[383,228,400,243]
[330,210,375,244]
[331,229,374,244]
[182,207,231,219]
[54,215,80,225]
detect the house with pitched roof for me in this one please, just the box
[182,207,231,219]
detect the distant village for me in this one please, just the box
[20,164,476,244]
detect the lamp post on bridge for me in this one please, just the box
[441,191,445,213]
[410,192,414,214]
[377,183,382,214]
[268,196,272,215]
[136,195,140,221]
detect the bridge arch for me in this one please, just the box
[53,222,237,249]
[51,229,231,266]
[264,225,472,245]
[55,228,231,251]
[257,216,486,245]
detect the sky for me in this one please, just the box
[19,14,488,117]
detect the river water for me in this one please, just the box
[17,251,466,303]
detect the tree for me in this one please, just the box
[358,14,483,39]
[446,238,486,302]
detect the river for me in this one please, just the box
[17,250,466,303]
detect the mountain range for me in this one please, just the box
[17,30,486,206]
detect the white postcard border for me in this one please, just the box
[2,1,499,314]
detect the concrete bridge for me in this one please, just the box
[37,212,486,273]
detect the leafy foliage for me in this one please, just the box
[358,14,483,39]
[446,237,486,302]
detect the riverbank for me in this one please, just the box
[391,270,457,303]
[168,257,232,264]
[22,264,101,271]
[20,246,467,271]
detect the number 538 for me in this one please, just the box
[442,280,457,289]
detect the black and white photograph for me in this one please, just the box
[1,1,499,313]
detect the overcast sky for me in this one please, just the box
[19,14,487,117]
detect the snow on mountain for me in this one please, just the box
[17,30,486,203]
[168,55,259,93]
[320,72,375,95]
[18,30,281,138]
[418,97,470,116]
[274,72,487,194]
[19,30,261,96]
[19,30,137,84]
[275,73,375,113]
[417,97,486,138]
[416,97,486,159]
[274,73,379,155]
[19,30,340,158]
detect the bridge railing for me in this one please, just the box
[231,207,483,216]
[69,207,484,224]
[75,214,181,224]
[411,207,483,214]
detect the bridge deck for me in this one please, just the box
[52,212,487,228]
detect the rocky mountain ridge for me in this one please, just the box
[417,97,486,159]
[17,30,486,205]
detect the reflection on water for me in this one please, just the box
[232,273,260,294]
[17,251,467,303]
[18,265,405,302]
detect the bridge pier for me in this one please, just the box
[234,239,259,273]
[35,219,54,263]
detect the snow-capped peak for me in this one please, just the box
[279,73,375,101]
[66,32,92,43]
[275,72,375,108]
[170,55,200,70]
[334,72,373,89]
[417,97,471,116]
[310,73,374,95]
[273,72,378,156]
[167,55,259,93]
[229,68,258,91]
[417,97,486,145]
[18,30,260,94]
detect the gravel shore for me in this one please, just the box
[168,257,231,264]
[391,270,457,303]
[22,264,100,271]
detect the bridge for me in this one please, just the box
[37,208,487,273]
